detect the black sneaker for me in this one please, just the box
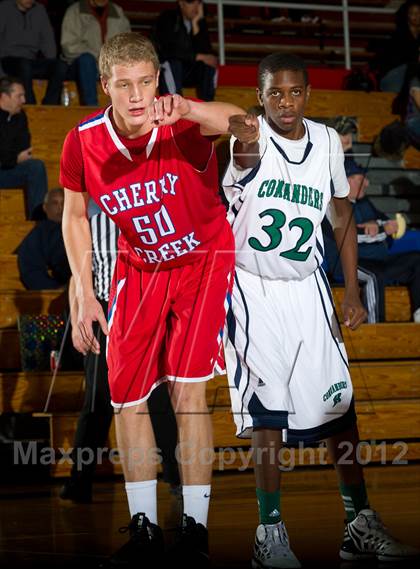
[170,514,210,568]
[59,478,92,504]
[107,513,164,567]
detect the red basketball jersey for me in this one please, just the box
[60,106,228,271]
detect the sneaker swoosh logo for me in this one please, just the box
[204,493,211,498]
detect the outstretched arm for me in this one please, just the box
[148,94,246,136]
[330,196,367,330]
[62,190,108,354]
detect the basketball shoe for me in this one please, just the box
[169,514,210,568]
[340,508,420,562]
[107,512,164,567]
[252,521,301,568]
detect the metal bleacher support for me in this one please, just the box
[189,0,396,68]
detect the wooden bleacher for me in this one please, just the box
[28,86,419,187]
[0,222,35,254]
[1,85,420,477]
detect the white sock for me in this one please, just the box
[413,307,420,323]
[125,479,157,524]
[182,484,211,527]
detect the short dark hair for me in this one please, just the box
[0,76,24,96]
[258,53,308,90]
[43,187,64,205]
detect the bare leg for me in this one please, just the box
[327,423,369,522]
[114,403,158,482]
[252,428,283,492]
[169,381,212,561]
[169,381,213,485]
[326,424,364,485]
[110,403,163,565]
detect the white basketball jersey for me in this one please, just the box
[223,116,349,280]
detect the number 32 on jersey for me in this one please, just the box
[248,208,314,262]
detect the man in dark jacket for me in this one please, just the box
[0,0,67,104]
[0,76,48,219]
[17,187,71,289]
[154,0,217,101]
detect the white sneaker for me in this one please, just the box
[340,508,420,562]
[413,308,420,323]
[252,521,301,568]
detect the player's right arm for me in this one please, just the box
[68,275,87,355]
[60,127,108,354]
[62,190,108,354]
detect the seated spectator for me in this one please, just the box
[392,62,420,150]
[374,63,420,160]
[17,188,71,290]
[0,0,67,105]
[154,0,217,101]
[332,115,358,154]
[61,0,130,106]
[0,76,47,219]
[324,159,420,323]
[379,0,420,93]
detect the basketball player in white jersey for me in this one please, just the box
[223,53,419,567]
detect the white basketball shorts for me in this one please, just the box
[224,265,357,443]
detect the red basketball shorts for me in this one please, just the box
[107,224,235,408]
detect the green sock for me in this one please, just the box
[256,487,281,525]
[339,481,369,522]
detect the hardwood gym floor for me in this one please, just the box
[1,464,419,568]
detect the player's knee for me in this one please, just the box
[114,402,148,424]
[169,382,207,413]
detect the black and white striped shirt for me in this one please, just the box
[89,209,119,301]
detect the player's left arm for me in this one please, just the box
[330,196,367,330]
[148,94,246,135]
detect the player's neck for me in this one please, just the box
[282,124,305,141]
[269,118,306,141]
[110,108,153,139]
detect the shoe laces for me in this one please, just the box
[178,515,208,553]
[119,513,154,540]
[360,511,395,546]
[364,511,388,533]
[259,523,290,557]
[181,514,198,536]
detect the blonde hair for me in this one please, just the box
[99,32,159,78]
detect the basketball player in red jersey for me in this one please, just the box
[60,32,243,567]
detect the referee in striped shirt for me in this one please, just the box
[60,201,181,505]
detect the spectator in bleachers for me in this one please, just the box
[17,187,71,290]
[0,0,67,104]
[372,64,420,160]
[0,76,47,220]
[332,115,358,154]
[379,0,420,93]
[60,0,130,106]
[392,62,420,149]
[154,0,217,101]
[325,158,420,323]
